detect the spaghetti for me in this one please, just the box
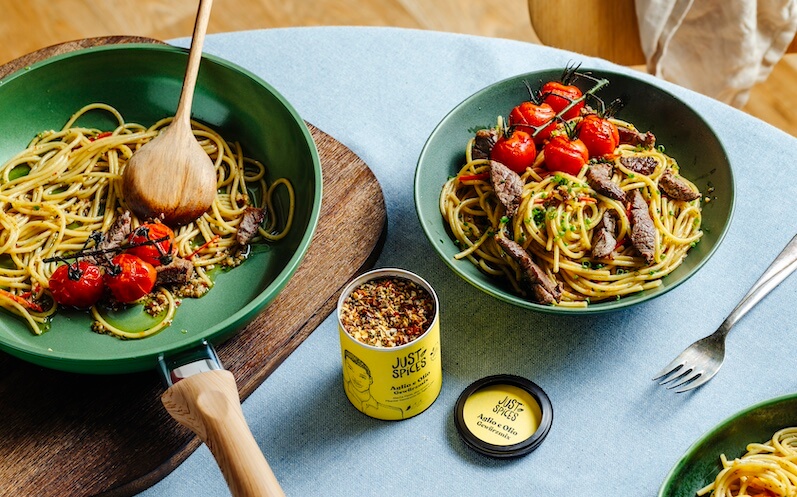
[440,116,703,306]
[0,103,295,337]
[697,427,797,497]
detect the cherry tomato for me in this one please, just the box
[48,261,105,309]
[490,129,537,174]
[541,81,584,121]
[104,254,157,304]
[576,115,620,158]
[126,222,175,267]
[508,101,557,145]
[543,135,589,176]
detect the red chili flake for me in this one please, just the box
[340,276,435,347]
[89,131,113,141]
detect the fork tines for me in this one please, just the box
[653,363,712,393]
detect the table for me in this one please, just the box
[140,27,797,496]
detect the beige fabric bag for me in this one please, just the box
[636,0,797,107]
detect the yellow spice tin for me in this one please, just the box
[337,268,442,421]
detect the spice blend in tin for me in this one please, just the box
[340,276,435,347]
[337,268,442,420]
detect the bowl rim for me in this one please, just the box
[657,391,797,496]
[414,68,736,314]
[0,43,324,373]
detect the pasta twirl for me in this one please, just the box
[0,103,294,337]
[440,116,703,306]
[697,427,797,497]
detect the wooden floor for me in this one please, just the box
[2,0,796,136]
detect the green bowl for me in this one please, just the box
[414,68,734,314]
[658,393,797,496]
[0,44,322,373]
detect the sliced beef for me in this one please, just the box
[489,160,523,218]
[617,125,656,149]
[658,169,701,201]
[156,256,195,286]
[495,234,562,304]
[619,155,657,175]
[591,211,617,259]
[236,206,266,245]
[471,129,498,160]
[100,211,131,251]
[626,189,656,264]
[586,163,625,201]
[87,211,131,265]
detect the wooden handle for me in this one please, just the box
[175,0,213,125]
[162,370,286,497]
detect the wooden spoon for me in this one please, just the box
[122,0,217,227]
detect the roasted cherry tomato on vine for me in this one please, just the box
[126,222,175,267]
[104,254,157,304]
[541,81,584,121]
[543,135,589,176]
[576,114,620,158]
[490,129,537,174]
[48,261,105,309]
[508,101,558,145]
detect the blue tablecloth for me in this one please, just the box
[140,27,797,496]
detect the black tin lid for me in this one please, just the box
[454,374,553,458]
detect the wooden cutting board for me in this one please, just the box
[0,37,386,497]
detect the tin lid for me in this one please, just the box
[454,374,553,458]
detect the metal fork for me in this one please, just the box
[653,233,797,393]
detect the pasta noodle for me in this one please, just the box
[697,427,797,497]
[0,103,294,337]
[440,116,702,306]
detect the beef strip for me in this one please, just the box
[658,169,701,201]
[471,129,498,160]
[617,125,656,149]
[87,211,131,265]
[619,155,657,175]
[100,211,131,251]
[591,210,617,259]
[236,206,266,245]
[489,160,523,218]
[495,234,562,304]
[626,189,656,264]
[156,256,195,285]
[586,163,625,201]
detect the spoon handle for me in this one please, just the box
[174,0,214,125]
